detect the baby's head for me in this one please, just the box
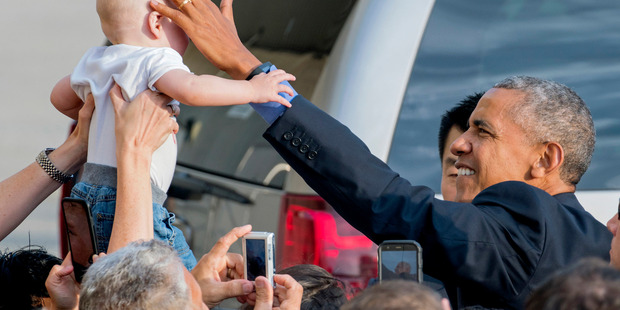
[96,0,188,55]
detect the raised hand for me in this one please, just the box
[249,70,297,107]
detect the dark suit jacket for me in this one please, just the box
[263,96,612,309]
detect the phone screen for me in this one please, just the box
[380,243,420,282]
[245,238,266,281]
[62,198,97,283]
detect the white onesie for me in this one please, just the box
[71,44,190,191]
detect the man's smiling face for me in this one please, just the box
[449,88,542,203]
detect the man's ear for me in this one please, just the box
[531,142,564,178]
[147,11,164,39]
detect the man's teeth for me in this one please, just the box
[458,168,476,176]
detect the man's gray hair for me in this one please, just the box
[494,76,595,185]
[79,239,190,310]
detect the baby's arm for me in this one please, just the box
[50,75,83,120]
[154,69,296,107]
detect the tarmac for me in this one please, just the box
[0,1,103,256]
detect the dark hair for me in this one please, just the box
[0,246,62,309]
[341,280,444,310]
[437,92,483,160]
[279,264,347,310]
[526,257,620,310]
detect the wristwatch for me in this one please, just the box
[246,62,273,80]
[36,148,74,184]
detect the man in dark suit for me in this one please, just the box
[152,1,612,309]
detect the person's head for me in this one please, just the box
[525,257,620,310]
[341,280,449,310]
[79,239,205,310]
[438,93,482,201]
[394,261,411,275]
[0,246,62,309]
[278,264,348,310]
[96,0,188,54]
[450,76,594,202]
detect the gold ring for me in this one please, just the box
[178,0,192,10]
[226,268,234,279]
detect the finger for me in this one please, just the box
[278,85,296,98]
[253,277,274,310]
[226,253,245,278]
[78,93,96,121]
[283,73,296,82]
[171,118,179,134]
[208,224,252,258]
[150,0,191,29]
[273,274,303,308]
[244,292,257,306]
[61,253,73,267]
[232,279,256,296]
[270,72,295,83]
[220,0,234,22]
[273,96,292,108]
[109,83,127,115]
[56,264,75,278]
[269,69,286,75]
[53,254,76,280]
[274,274,302,292]
[206,279,254,305]
[137,88,173,110]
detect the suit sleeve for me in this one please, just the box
[263,95,544,297]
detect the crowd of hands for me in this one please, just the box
[45,225,304,310]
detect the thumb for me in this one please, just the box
[209,279,254,302]
[57,254,75,279]
[204,279,254,308]
[109,83,127,115]
[253,277,273,310]
[220,0,235,23]
[150,0,190,30]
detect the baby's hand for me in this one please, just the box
[249,69,296,107]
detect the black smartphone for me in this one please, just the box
[242,231,275,287]
[378,240,423,283]
[61,197,98,283]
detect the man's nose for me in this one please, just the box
[450,133,471,156]
[607,215,619,236]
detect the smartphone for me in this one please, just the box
[378,240,423,283]
[242,231,275,287]
[61,197,98,283]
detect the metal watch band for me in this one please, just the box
[35,148,73,184]
[245,61,273,80]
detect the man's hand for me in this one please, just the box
[149,0,261,79]
[45,254,80,310]
[192,224,254,308]
[253,275,303,310]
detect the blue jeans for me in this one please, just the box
[71,164,197,270]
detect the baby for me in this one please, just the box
[50,0,295,270]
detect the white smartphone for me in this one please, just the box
[242,231,275,287]
[378,240,423,283]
